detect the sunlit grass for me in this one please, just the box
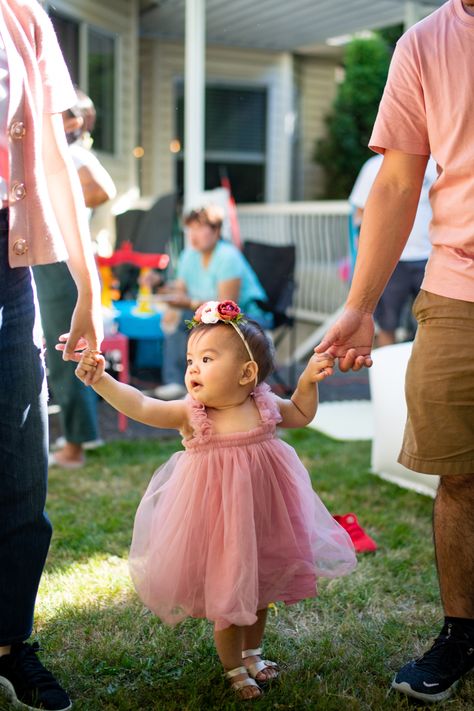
[8,432,473,710]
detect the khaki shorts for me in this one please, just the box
[398,290,474,476]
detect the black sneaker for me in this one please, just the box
[0,642,71,710]
[392,623,474,703]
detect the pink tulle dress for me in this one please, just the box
[129,383,356,630]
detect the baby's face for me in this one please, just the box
[185,327,246,406]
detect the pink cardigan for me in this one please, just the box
[0,0,76,267]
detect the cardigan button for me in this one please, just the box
[11,182,26,201]
[10,121,26,139]
[12,238,28,256]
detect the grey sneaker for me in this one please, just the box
[0,642,71,710]
[153,383,187,400]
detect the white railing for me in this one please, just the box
[238,200,350,310]
[238,201,351,362]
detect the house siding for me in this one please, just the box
[46,0,139,200]
[141,41,300,203]
[295,55,340,200]
[140,39,340,203]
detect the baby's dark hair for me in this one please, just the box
[188,318,275,383]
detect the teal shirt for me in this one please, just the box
[177,240,268,320]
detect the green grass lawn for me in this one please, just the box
[10,430,474,710]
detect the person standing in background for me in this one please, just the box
[349,154,436,346]
[34,89,116,469]
[0,2,102,709]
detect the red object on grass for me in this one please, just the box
[96,241,170,269]
[333,513,378,553]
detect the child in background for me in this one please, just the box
[75,300,356,700]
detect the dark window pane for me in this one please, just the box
[176,160,265,203]
[206,87,266,154]
[175,84,266,155]
[49,10,79,84]
[175,84,267,202]
[88,28,115,153]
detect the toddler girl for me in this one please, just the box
[76,299,356,700]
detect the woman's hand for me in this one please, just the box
[55,292,103,362]
[166,294,192,309]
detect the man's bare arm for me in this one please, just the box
[316,150,429,370]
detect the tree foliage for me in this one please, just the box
[314,36,392,198]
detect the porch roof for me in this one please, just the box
[139,0,444,52]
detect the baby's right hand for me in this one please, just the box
[75,350,105,386]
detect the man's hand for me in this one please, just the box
[315,308,374,372]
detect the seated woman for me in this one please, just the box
[154,205,269,399]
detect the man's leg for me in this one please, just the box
[33,262,98,466]
[154,309,192,399]
[435,476,474,617]
[374,261,409,347]
[394,291,474,703]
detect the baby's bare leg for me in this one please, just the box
[242,608,278,681]
[214,624,261,699]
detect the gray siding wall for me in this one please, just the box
[140,40,340,204]
[141,41,298,203]
[295,55,340,200]
[46,0,139,199]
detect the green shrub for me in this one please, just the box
[314,36,392,198]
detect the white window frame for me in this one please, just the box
[173,79,269,202]
[44,1,120,157]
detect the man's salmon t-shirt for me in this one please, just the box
[369,0,474,302]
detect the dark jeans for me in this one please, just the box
[161,309,193,385]
[0,209,52,644]
[33,261,98,444]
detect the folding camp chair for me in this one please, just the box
[242,240,297,393]
[114,193,178,298]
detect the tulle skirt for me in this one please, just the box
[129,436,356,630]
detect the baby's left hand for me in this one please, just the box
[302,352,335,383]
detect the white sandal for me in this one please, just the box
[224,666,262,700]
[242,648,280,681]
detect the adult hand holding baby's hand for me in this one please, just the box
[75,350,105,386]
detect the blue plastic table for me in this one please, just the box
[113,300,163,367]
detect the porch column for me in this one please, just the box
[404,1,423,29]
[184,0,206,209]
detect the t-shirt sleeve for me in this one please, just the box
[34,5,77,114]
[216,245,244,281]
[176,249,191,282]
[369,32,430,156]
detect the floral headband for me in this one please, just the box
[186,300,255,362]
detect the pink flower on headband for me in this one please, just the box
[217,300,241,320]
[199,301,221,324]
[186,299,244,329]
[193,303,206,323]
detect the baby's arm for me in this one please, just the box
[75,351,188,431]
[275,352,335,428]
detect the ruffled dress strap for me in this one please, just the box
[252,382,282,427]
[183,394,213,445]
